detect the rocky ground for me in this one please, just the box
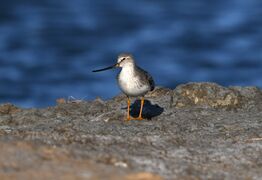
[0,83,262,180]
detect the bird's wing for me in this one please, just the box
[136,66,155,91]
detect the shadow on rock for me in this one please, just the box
[129,99,164,119]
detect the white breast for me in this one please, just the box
[118,66,149,97]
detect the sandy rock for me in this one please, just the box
[172,82,262,110]
[0,104,20,115]
[0,83,261,179]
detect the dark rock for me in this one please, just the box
[0,83,262,179]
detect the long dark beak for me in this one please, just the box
[92,63,118,72]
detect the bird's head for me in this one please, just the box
[116,53,135,68]
[92,53,135,73]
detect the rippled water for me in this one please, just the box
[0,0,262,107]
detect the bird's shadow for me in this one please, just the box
[122,99,164,119]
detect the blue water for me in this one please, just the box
[0,0,262,107]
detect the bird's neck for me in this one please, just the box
[121,64,136,77]
[122,63,135,72]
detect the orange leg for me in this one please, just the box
[137,97,144,120]
[126,97,131,121]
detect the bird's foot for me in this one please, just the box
[134,117,143,120]
[126,117,131,121]
[125,116,143,121]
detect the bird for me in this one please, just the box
[92,53,155,120]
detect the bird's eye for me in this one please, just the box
[122,57,126,61]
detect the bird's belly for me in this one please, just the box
[118,77,149,97]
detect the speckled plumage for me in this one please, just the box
[117,65,154,97]
[116,54,154,97]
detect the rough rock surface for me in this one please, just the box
[0,83,262,179]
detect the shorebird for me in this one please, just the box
[92,53,155,120]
